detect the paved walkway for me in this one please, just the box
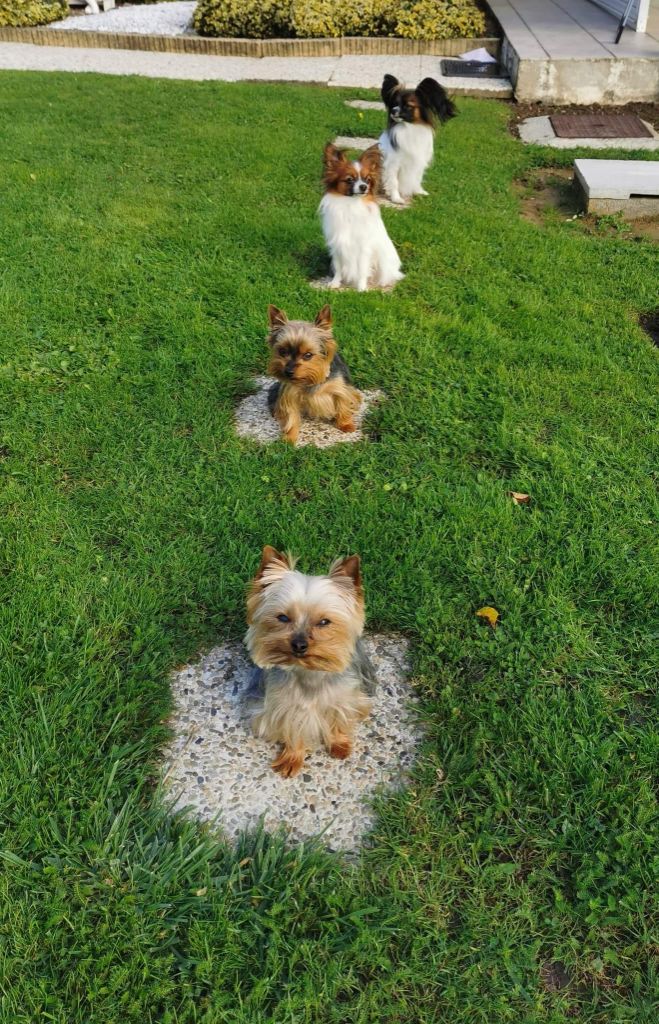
[0,42,511,93]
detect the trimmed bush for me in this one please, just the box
[395,0,485,39]
[194,0,487,39]
[0,0,67,26]
[289,0,397,39]
[194,0,293,40]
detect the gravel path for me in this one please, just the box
[52,1,197,36]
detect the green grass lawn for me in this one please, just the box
[0,73,657,1023]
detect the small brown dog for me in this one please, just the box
[266,304,361,444]
[244,546,377,778]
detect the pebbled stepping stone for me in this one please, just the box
[345,99,386,110]
[162,634,420,853]
[235,376,383,447]
[333,135,379,151]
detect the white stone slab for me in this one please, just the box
[235,376,382,447]
[574,158,659,198]
[345,99,386,110]
[333,135,379,151]
[518,115,659,150]
[162,635,420,853]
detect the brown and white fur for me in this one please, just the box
[379,75,456,205]
[266,304,361,445]
[245,547,377,778]
[319,142,403,292]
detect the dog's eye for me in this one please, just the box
[302,352,313,361]
[345,177,354,185]
[317,618,331,627]
[277,614,291,623]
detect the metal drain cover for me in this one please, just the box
[440,59,503,78]
[550,113,652,139]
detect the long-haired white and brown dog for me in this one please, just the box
[379,74,456,205]
[245,546,377,778]
[319,142,403,292]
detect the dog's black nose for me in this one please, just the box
[357,182,368,194]
[291,634,308,656]
[285,364,295,378]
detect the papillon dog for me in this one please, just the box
[319,142,403,292]
[245,547,377,778]
[379,74,456,205]
[266,304,361,445]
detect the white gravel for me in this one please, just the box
[235,376,383,448]
[52,2,197,36]
[162,634,420,852]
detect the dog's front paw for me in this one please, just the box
[416,188,429,197]
[329,738,352,760]
[271,747,305,778]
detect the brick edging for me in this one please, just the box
[0,26,500,59]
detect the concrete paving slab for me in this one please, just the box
[518,115,659,150]
[574,158,659,199]
[163,634,420,853]
[345,99,385,110]
[0,40,337,80]
[333,135,379,151]
[235,376,383,448]
[329,54,422,87]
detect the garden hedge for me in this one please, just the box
[0,0,67,26]
[193,0,486,40]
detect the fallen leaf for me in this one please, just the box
[476,606,499,629]
[509,491,531,505]
[29,173,37,181]
[195,887,208,897]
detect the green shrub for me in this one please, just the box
[194,0,486,39]
[395,0,486,39]
[0,0,67,26]
[289,0,397,39]
[193,0,292,39]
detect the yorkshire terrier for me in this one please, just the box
[379,74,456,205]
[319,142,403,292]
[266,303,362,445]
[245,546,377,778]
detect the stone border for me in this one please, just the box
[0,26,499,59]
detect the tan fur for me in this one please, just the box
[245,547,372,775]
[273,376,361,444]
[265,305,361,444]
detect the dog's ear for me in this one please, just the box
[360,145,382,179]
[314,304,332,331]
[330,555,362,595]
[268,305,288,330]
[381,74,399,106]
[323,142,344,168]
[254,546,293,583]
[416,78,456,123]
[323,337,337,363]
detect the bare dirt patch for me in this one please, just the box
[514,167,659,242]
[639,310,659,346]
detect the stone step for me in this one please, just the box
[574,158,659,216]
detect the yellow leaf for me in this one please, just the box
[476,606,499,628]
[509,491,531,505]
[195,887,208,897]
[29,173,37,181]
